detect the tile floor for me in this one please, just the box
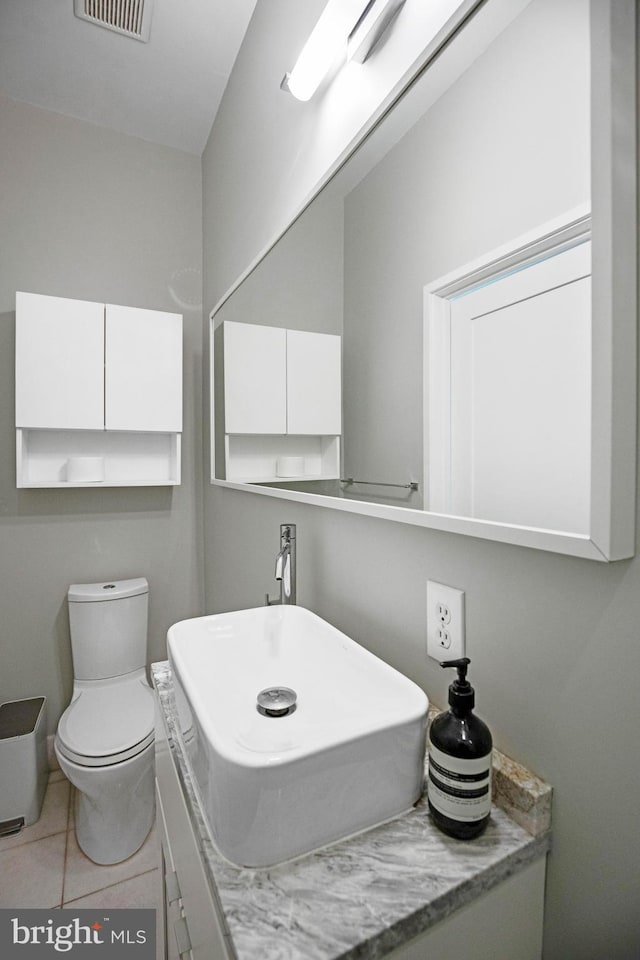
[0,770,161,913]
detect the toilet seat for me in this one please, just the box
[57,673,154,768]
[56,732,154,768]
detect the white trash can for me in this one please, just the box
[0,697,47,836]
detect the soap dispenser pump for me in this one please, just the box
[428,658,493,839]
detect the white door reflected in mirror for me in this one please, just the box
[426,211,591,534]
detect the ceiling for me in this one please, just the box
[0,0,258,155]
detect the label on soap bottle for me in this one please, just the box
[428,743,492,822]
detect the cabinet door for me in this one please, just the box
[105,305,182,432]
[15,291,105,429]
[223,321,287,434]
[286,330,341,435]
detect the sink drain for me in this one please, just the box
[257,687,297,717]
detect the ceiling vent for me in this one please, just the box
[73,0,154,43]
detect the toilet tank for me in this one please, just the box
[68,578,149,681]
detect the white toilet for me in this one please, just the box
[55,577,155,865]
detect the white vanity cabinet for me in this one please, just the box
[221,320,341,482]
[155,703,231,960]
[15,291,182,487]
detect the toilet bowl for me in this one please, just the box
[55,578,155,865]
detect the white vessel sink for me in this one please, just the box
[167,605,428,867]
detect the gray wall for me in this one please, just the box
[0,95,204,731]
[202,1,640,958]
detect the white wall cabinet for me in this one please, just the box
[105,303,183,433]
[15,291,182,487]
[15,293,105,431]
[221,320,341,482]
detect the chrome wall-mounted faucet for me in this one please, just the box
[265,523,296,606]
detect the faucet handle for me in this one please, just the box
[275,552,284,580]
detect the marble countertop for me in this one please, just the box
[152,661,551,960]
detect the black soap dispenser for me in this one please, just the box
[428,658,493,840]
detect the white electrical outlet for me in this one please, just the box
[427,581,465,661]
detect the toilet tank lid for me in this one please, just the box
[68,577,148,603]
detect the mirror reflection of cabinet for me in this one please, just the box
[16,291,182,487]
[221,320,341,482]
[223,321,287,434]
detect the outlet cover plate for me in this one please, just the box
[427,580,465,661]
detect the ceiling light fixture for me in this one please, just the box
[347,0,406,64]
[282,0,378,102]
